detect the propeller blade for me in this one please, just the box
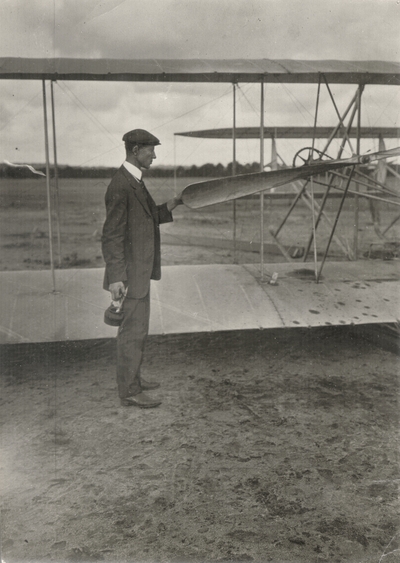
[181,146,400,209]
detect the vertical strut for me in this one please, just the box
[42,80,56,292]
[311,75,321,157]
[317,166,356,282]
[232,83,237,264]
[353,85,364,259]
[260,77,265,280]
[173,134,177,193]
[50,80,61,267]
[310,76,321,280]
[310,176,318,279]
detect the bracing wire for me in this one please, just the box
[367,88,399,128]
[57,81,120,147]
[162,88,234,168]
[50,80,242,263]
[56,82,235,172]
[153,85,252,258]
[363,89,400,153]
[236,83,261,118]
[152,85,271,254]
[0,91,41,133]
[153,85,233,132]
[278,82,315,123]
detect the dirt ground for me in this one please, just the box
[0,176,399,563]
[1,328,399,563]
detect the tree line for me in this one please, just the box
[0,161,261,179]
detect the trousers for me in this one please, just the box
[116,291,150,399]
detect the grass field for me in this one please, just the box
[0,175,399,271]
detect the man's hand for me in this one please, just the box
[166,194,183,212]
[109,281,126,301]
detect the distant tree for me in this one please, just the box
[198,163,216,177]
[215,163,225,177]
[175,166,186,178]
[226,162,235,176]
[189,165,198,177]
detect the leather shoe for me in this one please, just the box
[140,378,160,391]
[120,392,161,408]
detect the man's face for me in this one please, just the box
[135,145,156,169]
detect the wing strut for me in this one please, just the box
[317,166,356,282]
[42,80,56,292]
[232,83,237,264]
[353,84,364,258]
[50,80,62,267]
[310,75,322,279]
[302,83,363,263]
[260,77,265,280]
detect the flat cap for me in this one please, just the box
[122,129,161,146]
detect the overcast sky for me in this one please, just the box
[0,0,399,168]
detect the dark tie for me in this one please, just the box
[139,179,155,212]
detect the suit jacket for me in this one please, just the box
[102,166,173,299]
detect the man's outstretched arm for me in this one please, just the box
[166,194,183,212]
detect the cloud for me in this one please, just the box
[2,0,398,60]
[53,0,399,61]
[0,0,398,167]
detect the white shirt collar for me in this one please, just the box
[123,161,142,181]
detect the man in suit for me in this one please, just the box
[102,129,182,408]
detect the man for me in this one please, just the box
[102,129,182,408]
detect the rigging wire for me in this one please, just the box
[162,90,233,167]
[153,85,233,132]
[364,89,400,153]
[57,81,121,147]
[76,145,123,167]
[278,80,362,159]
[237,82,327,161]
[368,88,399,128]
[236,83,261,118]
[55,82,236,174]
[278,82,315,123]
[151,85,248,257]
[156,84,271,253]
[222,84,258,244]
[0,90,41,133]
[235,84,267,169]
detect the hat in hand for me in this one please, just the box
[104,297,126,327]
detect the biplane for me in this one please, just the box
[0,58,399,343]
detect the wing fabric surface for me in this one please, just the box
[182,146,400,209]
